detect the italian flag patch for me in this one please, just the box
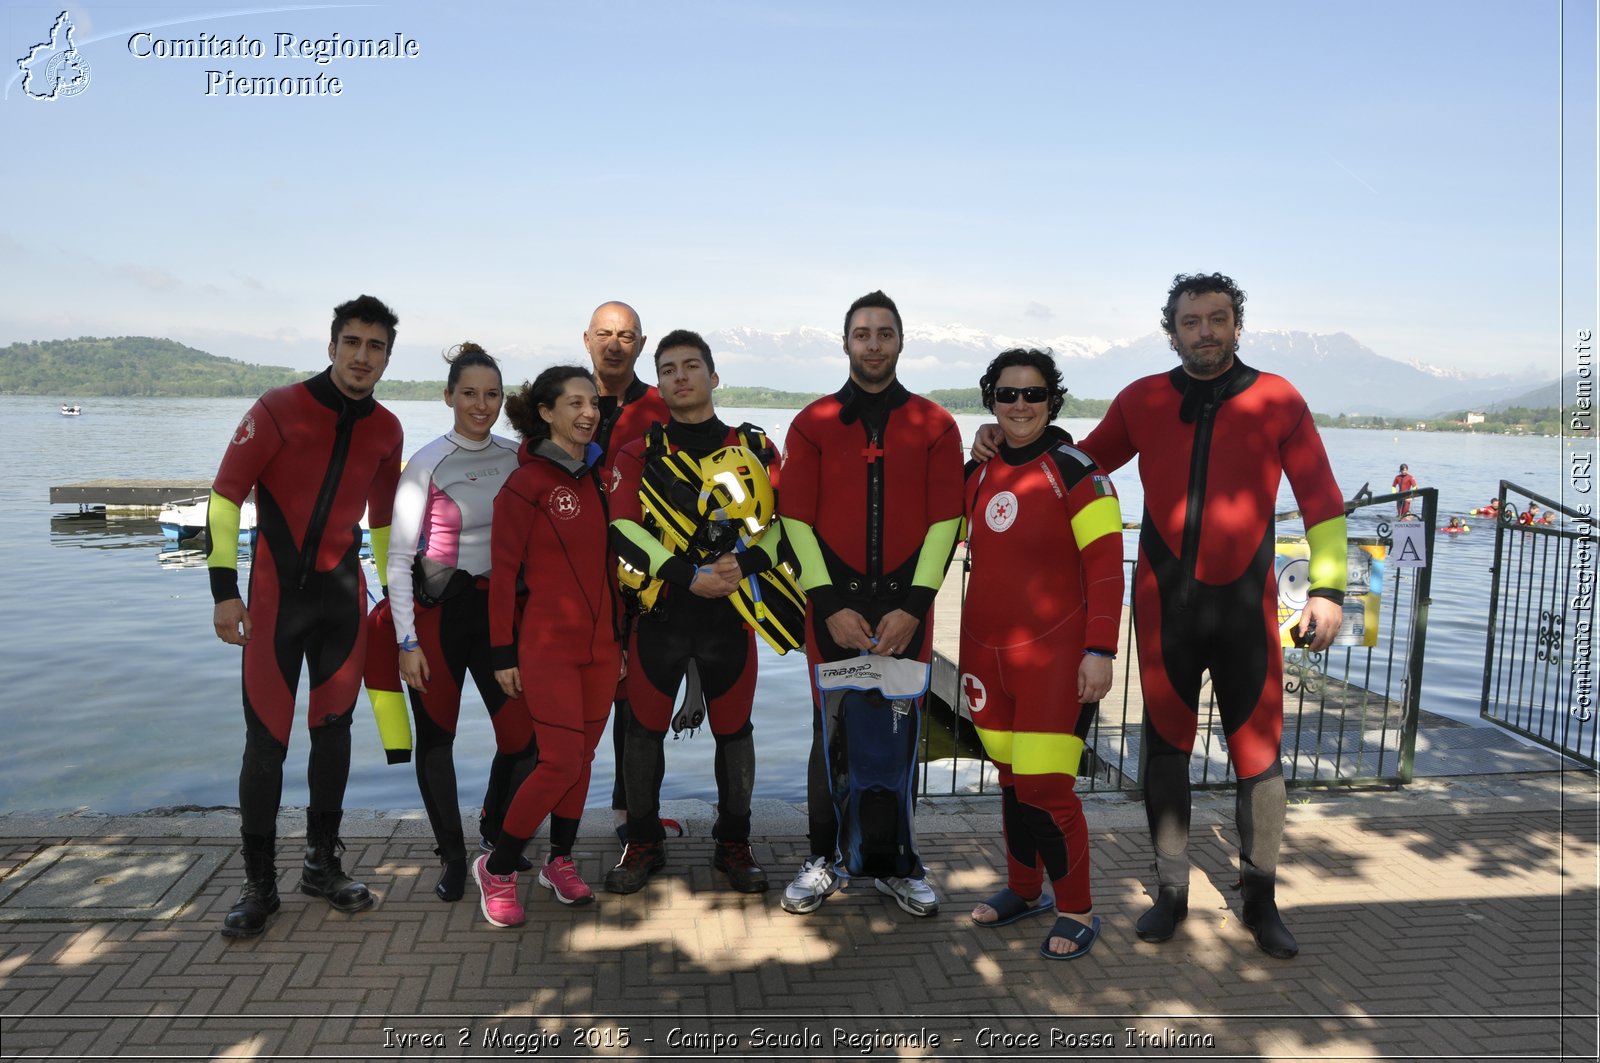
[1093,475,1114,496]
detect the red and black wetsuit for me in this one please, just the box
[208,368,403,836]
[599,377,670,473]
[595,375,670,817]
[608,417,784,845]
[1392,470,1417,518]
[779,380,965,865]
[1081,359,1346,888]
[485,439,619,867]
[960,425,1123,915]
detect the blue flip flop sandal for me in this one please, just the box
[971,888,1054,928]
[1040,914,1100,960]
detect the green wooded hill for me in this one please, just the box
[0,337,310,397]
[923,388,1111,417]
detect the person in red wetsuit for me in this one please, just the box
[208,294,405,938]
[472,366,621,926]
[1392,463,1417,519]
[1082,273,1346,959]
[605,330,787,895]
[583,301,672,846]
[778,290,965,918]
[961,349,1124,961]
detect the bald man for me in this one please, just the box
[580,301,671,844]
[587,301,669,467]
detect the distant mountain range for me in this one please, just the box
[0,330,1556,417]
[1486,372,1584,412]
[704,325,1545,418]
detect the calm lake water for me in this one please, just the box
[0,394,1575,814]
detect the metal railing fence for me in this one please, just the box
[921,490,1434,794]
[1480,481,1598,767]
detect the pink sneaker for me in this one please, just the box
[472,853,524,927]
[538,855,595,906]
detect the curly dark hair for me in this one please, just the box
[443,341,501,393]
[504,365,595,442]
[979,347,1067,421]
[1160,272,1246,337]
[330,294,398,350]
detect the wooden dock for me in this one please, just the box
[50,480,212,509]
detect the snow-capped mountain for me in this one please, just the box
[700,325,1542,417]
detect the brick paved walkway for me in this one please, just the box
[1,772,1596,1061]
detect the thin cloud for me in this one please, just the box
[117,263,181,293]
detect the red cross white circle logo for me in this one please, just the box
[984,490,1018,533]
[549,486,581,520]
[962,672,987,715]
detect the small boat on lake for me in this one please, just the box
[157,498,372,544]
[158,498,254,541]
[60,404,81,416]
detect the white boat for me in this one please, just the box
[157,498,372,546]
[158,498,253,541]
[60,404,81,416]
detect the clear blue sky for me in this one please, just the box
[2,0,1593,388]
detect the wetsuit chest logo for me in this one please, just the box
[610,465,623,493]
[984,490,1019,533]
[232,415,256,446]
[549,485,582,520]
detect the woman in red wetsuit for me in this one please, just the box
[960,349,1125,960]
[472,366,621,926]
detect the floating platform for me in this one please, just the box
[50,480,212,511]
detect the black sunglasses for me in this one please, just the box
[993,386,1050,405]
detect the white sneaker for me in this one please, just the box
[780,856,841,914]
[875,875,939,917]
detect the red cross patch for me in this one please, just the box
[962,672,987,714]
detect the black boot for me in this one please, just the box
[1239,872,1298,959]
[221,832,280,938]
[1135,884,1189,943]
[299,811,374,912]
[434,848,467,903]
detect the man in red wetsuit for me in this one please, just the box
[208,294,405,937]
[1392,464,1417,519]
[581,300,672,844]
[1082,273,1346,958]
[591,300,670,469]
[778,290,965,917]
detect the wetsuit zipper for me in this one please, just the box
[1177,399,1217,609]
[864,421,884,588]
[298,404,355,591]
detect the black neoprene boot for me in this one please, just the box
[299,811,374,912]
[434,848,468,903]
[1135,884,1189,943]
[221,832,280,938]
[1240,871,1298,959]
